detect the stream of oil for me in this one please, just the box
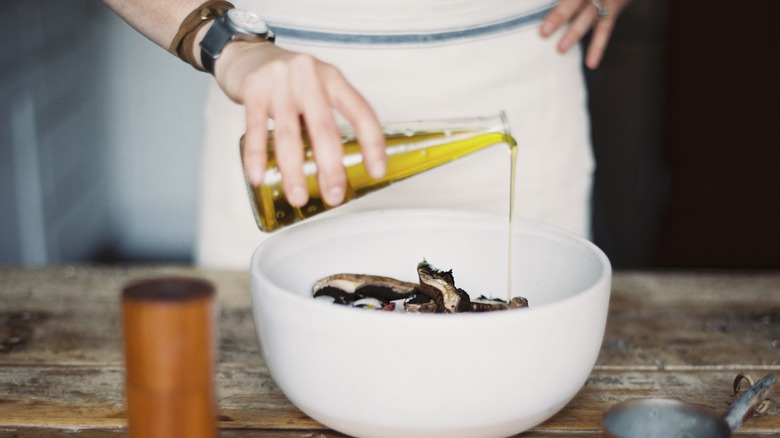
[507,141,518,302]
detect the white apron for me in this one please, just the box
[196,0,593,268]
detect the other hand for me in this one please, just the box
[540,0,632,69]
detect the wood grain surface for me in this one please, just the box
[0,267,778,436]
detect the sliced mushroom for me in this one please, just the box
[312,273,420,306]
[471,295,530,312]
[403,293,438,313]
[508,296,529,309]
[312,261,528,313]
[471,295,510,312]
[416,261,472,313]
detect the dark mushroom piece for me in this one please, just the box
[312,273,420,306]
[508,296,529,309]
[471,295,509,312]
[471,295,530,312]
[416,261,472,313]
[312,261,529,313]
[403,293,437,313]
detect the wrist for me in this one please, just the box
[212,40,276,89]
[199,9,276,75]
[169,0,235,71]
[189,21,214,71]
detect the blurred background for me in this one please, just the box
[1,0,778,269]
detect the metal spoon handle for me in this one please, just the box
[722,373,776,431]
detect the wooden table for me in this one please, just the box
[0,266,778,437]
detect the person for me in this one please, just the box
[104,0,631,268]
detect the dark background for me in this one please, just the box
[589,0,780,269]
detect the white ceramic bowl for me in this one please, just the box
[250,210,611,438]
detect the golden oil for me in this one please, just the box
[507,143,518,301]
[243,113,516,233]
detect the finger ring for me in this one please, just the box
[590,0,609,18]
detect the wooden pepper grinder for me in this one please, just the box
[122,277,217,438]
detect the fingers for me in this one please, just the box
[327,71,387,180]
[540,0,583,40]
[285,56,384,207]
[294,60,349,206]
[268,92,308,207]
[242,98,269,188]
[263,54,344,207]
[271,57,385,207]
[585,17,616,69]
[540,0,626,69]
[556,2,600,54]
[219,42,384,209]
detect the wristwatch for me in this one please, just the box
[199,9,276,75]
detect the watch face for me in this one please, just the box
[227,9,269,34]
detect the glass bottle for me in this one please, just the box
[243,111,514,232]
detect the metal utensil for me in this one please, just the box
[603,373,776,438]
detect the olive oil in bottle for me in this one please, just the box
[243,113,515,232]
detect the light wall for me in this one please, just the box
[103,4,209,262]
[0,1,208,265]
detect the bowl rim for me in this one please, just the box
[251,209,611,321]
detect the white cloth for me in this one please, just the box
[196,0,593,268]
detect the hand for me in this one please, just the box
[540,0,631,69]
[214,41,387,208]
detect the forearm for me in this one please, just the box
[102,0,205,50]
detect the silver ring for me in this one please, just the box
[590,0,609,18]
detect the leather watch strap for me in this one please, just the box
[169,0,234,71]
[199,14,235,75]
